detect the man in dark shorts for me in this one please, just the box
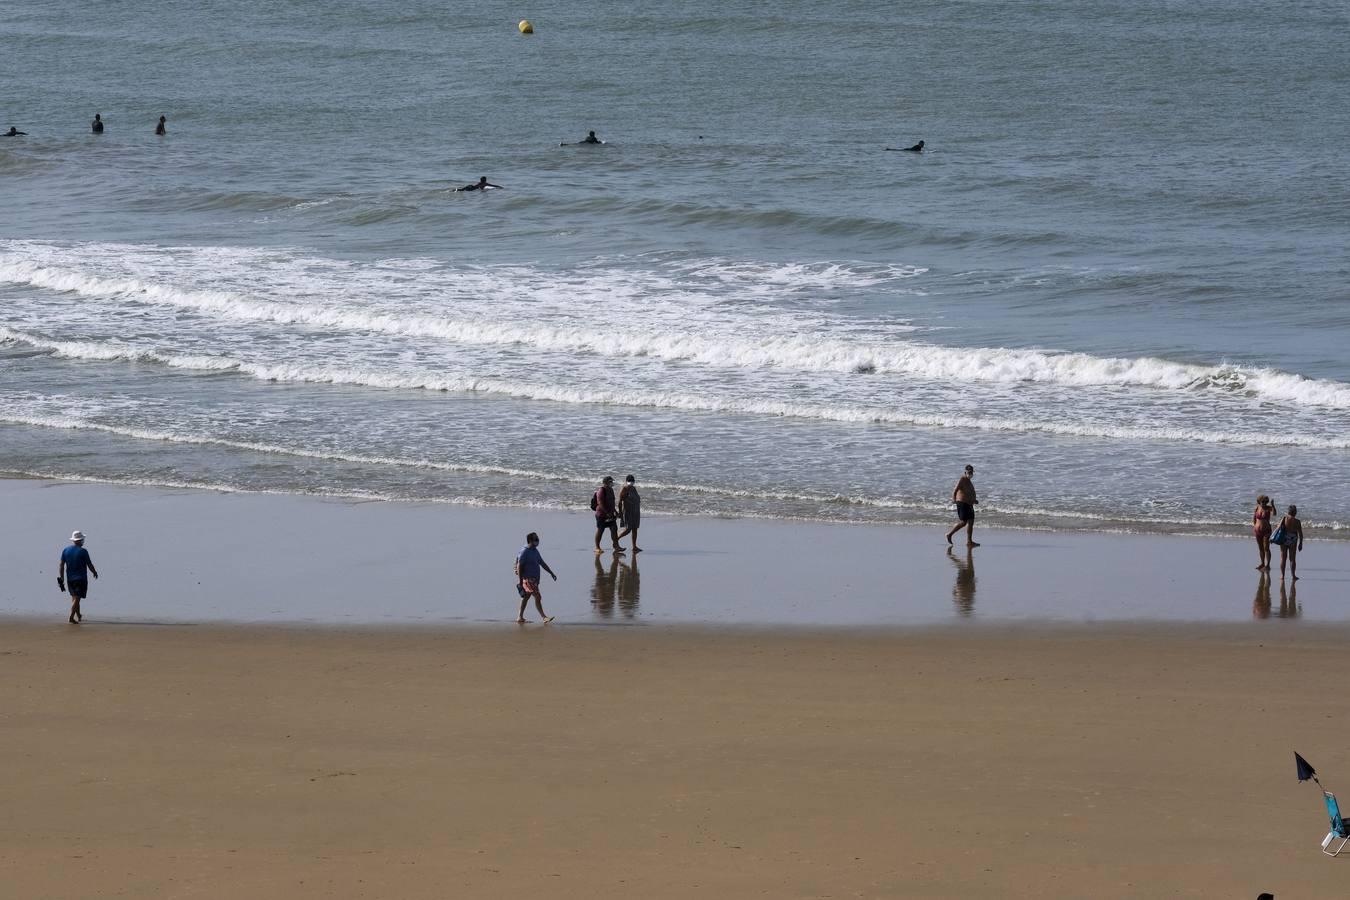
[592,475,625,554]
[944,465,980,547]
[58,530,99,624]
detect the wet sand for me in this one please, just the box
[4,621,1349,898]
[2,478,1347,627]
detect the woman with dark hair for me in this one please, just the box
[1276,504,1305,581]
[617,474,642,553]
[1252,494,1274,570]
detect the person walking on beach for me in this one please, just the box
[944,464,980,547]
[1275,504,1304,581]
[592,475,625,554]
[616,474,642,552]
[514,532,557,624]
[1252,494,1275,570]
[91,113,104,133]
[58,530,99,624]
[155,115,167,135]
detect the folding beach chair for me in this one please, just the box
[1296,751,1350,857]
[1322,791,1350,857]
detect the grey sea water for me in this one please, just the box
[2,0,1348,536]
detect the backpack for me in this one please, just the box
[589,489,599,511]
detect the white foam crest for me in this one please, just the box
[4,331,1349,450]
[5,242,1350,408]
[0,256,930,376]
[677,258,928,289]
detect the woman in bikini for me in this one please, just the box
[1252,494,1274,570]
[1276,504,1305,581]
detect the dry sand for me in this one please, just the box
[4,621,1349,898]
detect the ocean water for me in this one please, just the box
[2,0,1348,536]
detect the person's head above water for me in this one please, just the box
[588,131,596,138]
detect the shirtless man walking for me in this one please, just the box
[944,464,980,547]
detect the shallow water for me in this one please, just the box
[2,0,1348,535]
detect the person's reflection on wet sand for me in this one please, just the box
[591,554,618,618]
[947,546,976,616]
[1279,580,1300,619]
[617,554,640,618]
[1253,571,1272,619]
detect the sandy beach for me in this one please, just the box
[2,480,1350,896]
[3,619,1349,898]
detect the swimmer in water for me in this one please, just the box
[92,113,104,133]
[155,115,167,135]
[4,126,28,137]
[455,176,503,192]
[561,130,604,146]
[885,140,925,152]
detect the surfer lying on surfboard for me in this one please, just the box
[560,130,605,146]
[455,176,504,192]
[885,140,925,152]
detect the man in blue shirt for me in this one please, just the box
[58,530,99,624]
[514,532,557,624]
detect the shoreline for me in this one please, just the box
[2,476,1345,628]
[5,467,1346,543]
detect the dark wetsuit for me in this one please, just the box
[92,117,104,133]
[3,128,27,137]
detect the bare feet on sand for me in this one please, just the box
[542,616,554,624]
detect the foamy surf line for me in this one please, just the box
[3,332,1350,450]
[3,248,1350,406]
[5,470,1341,539]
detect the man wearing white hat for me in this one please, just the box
[58,530,99,624]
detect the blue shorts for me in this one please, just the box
[67,578,88,599]
[955,503,975,523]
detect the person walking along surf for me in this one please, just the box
[1273,504,1304,581]
[944,464,980,547]
[58,530,99,624]
[592,475,625,554]
[616,474,642,552]
[514,532,557,624]
[1252,494,1275,570]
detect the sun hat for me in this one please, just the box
[70,530,85,542]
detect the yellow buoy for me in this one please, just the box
[518,19,534,34]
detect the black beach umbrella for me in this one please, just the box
[1295,751,1319,785]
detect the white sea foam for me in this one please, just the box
[3,242,1348,408]
[4,329,1349,449]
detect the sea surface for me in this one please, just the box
[2,0,1348,537]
